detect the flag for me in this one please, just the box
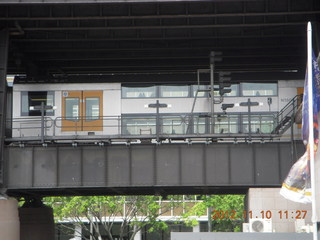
[280,52,320,203]
[302,52,320,144]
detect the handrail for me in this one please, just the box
[7,113,279,144]
[270,94,302,135]
[277,94,301,118]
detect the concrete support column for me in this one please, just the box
[0,198,20,240]
[19,205,55,240]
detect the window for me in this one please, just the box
[224,84,239,97]
[160,85,189,97]
[192,85,209,97]
[193,115,209,134]
[21,91,54,116]
[85,97,100,121]
[122,86,156,98]
[161,116,187,135]
[213,84,239,97]
[241,83,277,96]
[122,116,156,135]
[65,97,79,121]
[214,115,239,134]
[241,115,275,134]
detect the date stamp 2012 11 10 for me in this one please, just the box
[211,210,308,220]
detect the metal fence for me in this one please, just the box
[7,112,280,143]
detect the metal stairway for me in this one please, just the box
[272,95,302,135]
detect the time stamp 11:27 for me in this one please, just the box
[212,210,308,220]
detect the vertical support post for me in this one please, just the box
[148,100,168,143]
[0,29,9,189]
[290,98,295,163]
[208,205,212,232]
[210,52,215,134]
[156,100,160,143]
[248,98,252,141]
[40,102,45,144]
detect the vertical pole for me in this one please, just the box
[307,22,318,240]
[290,99,295,163]
[40,102,45,144]
[156,100,160,143]
[248,98,252,141]
[208,206,212,232]
[0,29,9,189]
[210,52,215,134]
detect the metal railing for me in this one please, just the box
[7,113,279,144]
[272,95,301,134]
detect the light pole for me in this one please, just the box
[148,100,168,143]
[237,98,262,141]
[30,102,54,144]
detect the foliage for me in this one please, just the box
[181,195,245,232]
[44,195,177,240]
[44,194,245,239]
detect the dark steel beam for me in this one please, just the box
[9,21,307,32]
[11,33,304,42]
[1,10,319,21]
[12,70,304,84]
[4,141,305,197]
[0,30,9,189]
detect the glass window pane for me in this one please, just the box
[161,116,186,134]
[241,83,277,96]
[213,85,219,96]
[242,115,274,134]
[122,86,156,98]
[214,115,239,134]
[192,85,209,97]
[213,84,239,97]
[193,115,208,134]
[224,84,239,97]
[85,97,100,121]
[122,117,156,135]
[46,92,54,115]
[21,91,54,116]
[160,85,189,97]
[21,92,29,116]
[65,98,79,121]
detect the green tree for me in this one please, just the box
[181,195,245,232]
[45,195,177,240]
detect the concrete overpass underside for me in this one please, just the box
[5,141,305,197]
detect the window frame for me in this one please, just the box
[240,82,278,97]
[159,85,191,98]
[21,91,55,116]
[121,85,158,98]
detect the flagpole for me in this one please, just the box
[307,21,318,240]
